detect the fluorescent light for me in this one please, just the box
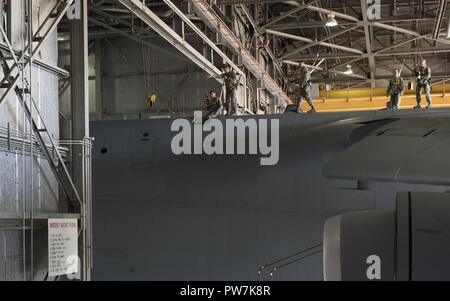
[447,17,450,39]
[325,14,338,27]
[343,64,353,74]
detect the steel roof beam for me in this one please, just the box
[360,0,376,86]
[266,29,365,55]
[190,0,290,104]
[117,0,222,79]
[260,0,319,28]
[283,59,368,80]
[302,4,450,46]
[268,17,437,30]
[238,4,286,81]
[288,47,450,61]
[432,0,448,40]
[281,25,360,59]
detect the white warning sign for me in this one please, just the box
[48,219,78,277]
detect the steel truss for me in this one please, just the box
[0,0,92,281]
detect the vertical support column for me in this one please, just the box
[70,0,89,197]
[360,0,376,88]
[95,39,103,121]
[0,2,4,36]
[7,0,23,49]
[70,0,89,280]
[5,0,26,282]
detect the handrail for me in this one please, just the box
[257,243,322,280]
[269,249,323,281]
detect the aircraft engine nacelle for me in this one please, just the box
[323,192,450,281]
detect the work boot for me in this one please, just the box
[414,104,421,109]
[426,103,432,109]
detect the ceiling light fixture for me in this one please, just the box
[447,17,450,39]
[325,14,338,27]
[343,64,353,74]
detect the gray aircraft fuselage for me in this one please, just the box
[91,109,450,280]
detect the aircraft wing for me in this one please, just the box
[323,118,450,185]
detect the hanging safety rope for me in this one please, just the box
[142,35,157,109]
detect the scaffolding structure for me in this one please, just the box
[0,0,92,281]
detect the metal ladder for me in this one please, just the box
[0,0,80,207]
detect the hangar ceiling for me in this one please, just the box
[79,0,450,87]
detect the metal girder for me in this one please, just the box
[220,0,307,4]
[0,17,89,284]
[281,25,359,59]
[288,47,450,61]
[283,59,368,80]
[266,29,365,55]
[360,0,376,86]
[0,0,74,105]
[117,0,222,79]
[238,4,286,81]
[0,41,69,77]
[268,17,437,30]
[302,4,450,46]
[88,18,184,60]
[330,36,427,70]
[190,0,290,104]
[91,1,450,95]
[0,24,81,207]
[372,21,450,45]
[160,0,243,78]
[310,72,450,83]
[261,0,318,28]
[269,21,357,30]
[160,0,248,104]
[88,5,151,35]
[432,0,448,40]
[306,4,359,22]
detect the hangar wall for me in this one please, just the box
[61,23,278,122]
[0,0,60,280]
[101,38,220,118]
[64,37,223,120]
